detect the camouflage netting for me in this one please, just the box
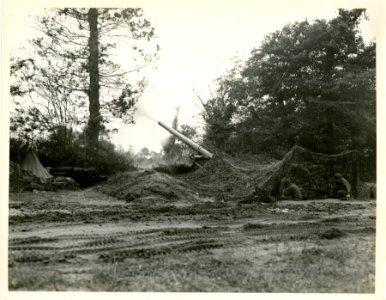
[182,157,239,199]
[254,145,371,199]
[180,153,268,200]
[181,145,374,200]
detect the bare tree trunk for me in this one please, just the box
[87,8,100,149]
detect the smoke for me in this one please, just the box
[135,104,157,122]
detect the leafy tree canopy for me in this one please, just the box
[202,9,375,157]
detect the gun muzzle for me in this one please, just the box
[158,121,213,159]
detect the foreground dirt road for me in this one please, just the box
[8,189,375,292]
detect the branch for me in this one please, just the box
[193,89,209,115]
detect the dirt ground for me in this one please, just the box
[8,186,375,292]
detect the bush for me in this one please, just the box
[81,140,135,174]
[10,126,135,175]
[9,138,29,164]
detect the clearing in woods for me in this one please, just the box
[8,153,376,292]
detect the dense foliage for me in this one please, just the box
[202,9,375,161]
[10,126,135,175]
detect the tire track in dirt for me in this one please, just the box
[9,225,243,264]
[9,214,374,264]
[9,228,235,260]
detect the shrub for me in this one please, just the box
[10,126,135,175]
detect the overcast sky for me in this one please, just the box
[6,0,378,153]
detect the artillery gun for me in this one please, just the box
[158,121,213,167]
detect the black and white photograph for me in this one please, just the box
[1,0,383,297]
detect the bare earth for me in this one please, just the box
[8,189,375,292]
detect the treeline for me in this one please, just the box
[10,9,376,177]
[201,9,375,163]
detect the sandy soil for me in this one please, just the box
[8,187,375,292]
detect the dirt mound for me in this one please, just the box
[97,152,279,203]
[96,169,205,205]
[97,146,372,204]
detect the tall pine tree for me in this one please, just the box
[11,8,158,149]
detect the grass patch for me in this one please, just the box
[261,238,375,292]
[88,237,375,292]
[9,236,375,292]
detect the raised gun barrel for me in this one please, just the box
[158,121,213,159]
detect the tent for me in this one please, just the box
[21,151,53,181]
